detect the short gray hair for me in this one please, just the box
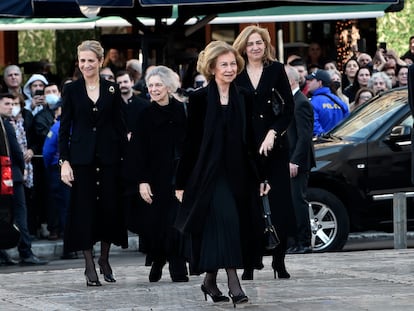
[145,65,180,93]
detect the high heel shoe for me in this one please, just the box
[274,268,290,279]
[201,284,229,302]
[84,270,102,287]
[98,258,116,283]
[228,291,248,308]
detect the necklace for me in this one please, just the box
[87,84,97,91]
[86,80,99,91]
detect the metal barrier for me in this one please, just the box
[372,191,414,249]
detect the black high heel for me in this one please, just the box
[201,284,230,302]
[228,291,248,308]
[84,270,102,287]
[98,259,116,283]
[274,268,290,279]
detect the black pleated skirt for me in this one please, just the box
[198,173,243,272]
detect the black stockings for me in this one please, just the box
[83,249,98,282]
[203,271,221,296]
[226,268,244,296]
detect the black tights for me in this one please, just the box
[203,269,244,297]
[83,241,111,281]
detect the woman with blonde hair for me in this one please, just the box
[59,40,128,286]
[233,25,295,280]
[175,40,270,306]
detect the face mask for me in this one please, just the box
[45,94,60,110]
[332,81,341,91]
[11,105,21,117]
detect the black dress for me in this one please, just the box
[131,97,187,262]
[175,81,264,274]
[198,105,243,271]
[59,78,128,252]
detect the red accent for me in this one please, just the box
[0,155,13,195]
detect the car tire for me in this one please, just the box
[306,188,350,252]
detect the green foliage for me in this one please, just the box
[377,0,414,56]
[18,30,55,65]
[17,29,98,82]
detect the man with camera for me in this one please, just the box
[23,74,48,116]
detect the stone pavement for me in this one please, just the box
[0,240,414,310]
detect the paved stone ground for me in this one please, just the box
[1,249,413,310]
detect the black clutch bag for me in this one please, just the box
[262,195,280,250]
[270,87,285,117]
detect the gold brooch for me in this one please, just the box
[109,86,115,94]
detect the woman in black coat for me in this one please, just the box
[233,25,296,280]
[175,41,270,307]
[59,40,128,287]
[131,65,188,282]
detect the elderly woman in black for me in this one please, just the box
[130,65,188,282]
[175,40,270,307]
[59,40,128,287]
[233,25,296,280]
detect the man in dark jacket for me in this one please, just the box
[285,66,316,254]
[0,93,48,265]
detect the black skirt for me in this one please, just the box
[64,160,128,252]
[197,172,243,272]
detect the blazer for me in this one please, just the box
[2,117,24,182]
[59,78,127,166]
[288,90,316,172]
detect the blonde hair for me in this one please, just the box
[196,41,244,81]
[233,25,276,64]
[77,40,104,61]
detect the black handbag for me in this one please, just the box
[270,87,285,117]
[262,195,280,250]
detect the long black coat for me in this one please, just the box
[175,80,265,270]
[59,78,128,251]
[235,61,296,237]
[131,97,187,256]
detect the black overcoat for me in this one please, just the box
[59,78,128,251]
[235,61,296,237]
[174,80,265,270]
[130,97,187,256]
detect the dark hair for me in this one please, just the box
[0,92,15,100]
[289,59,306,67]
[115,70,133,81]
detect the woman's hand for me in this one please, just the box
[139,183,153,204]
[259,129,276,156]
[23,149,34,163]
[175,190,184,203]
[260,181,271,196]
[60,161,74,187]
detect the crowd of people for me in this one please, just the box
[288,37,414,136]
[0,30,413,307]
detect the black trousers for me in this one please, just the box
[290,172,311,247]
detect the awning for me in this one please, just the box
[213,3,390,23]
[0,0,134,18]
[0,2,394,31]
[140,0,398,5]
